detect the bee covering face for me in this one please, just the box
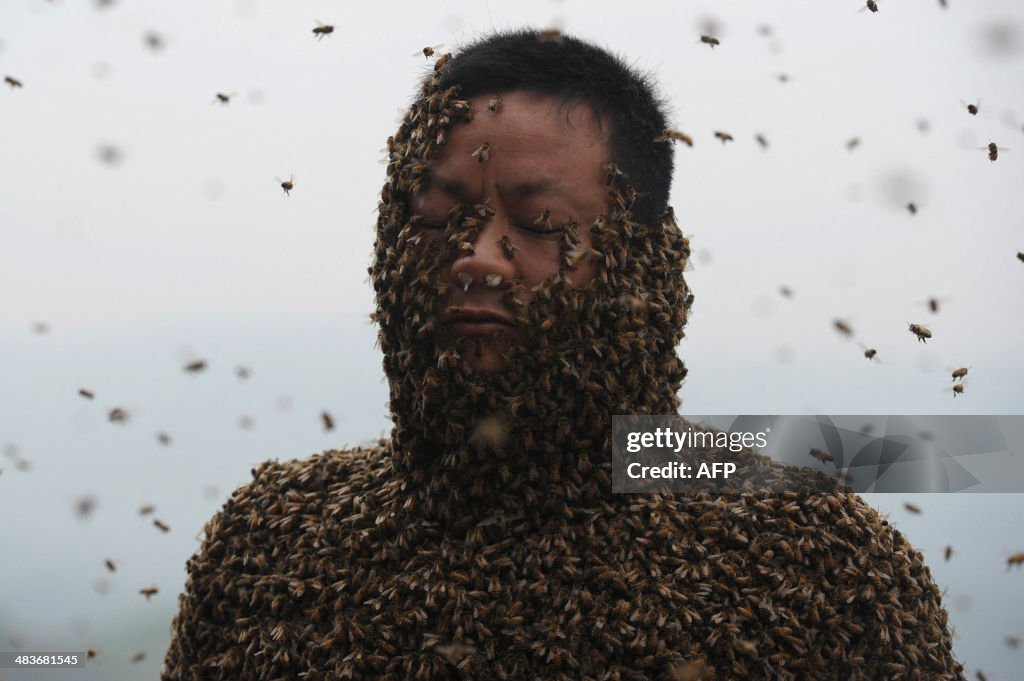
[410,91,607,371]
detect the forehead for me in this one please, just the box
[428,91,610,183]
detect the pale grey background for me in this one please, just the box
[1,0,1023,679]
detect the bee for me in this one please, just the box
[108,407,129,423]
[700,35,720,48]
[846,137,861,151]
[488,94,502,112]
[105,559,117,572]
[153,518,171,532]
[79,388,95,399]
[143,31,164,51]
[904,502,922,514]
[472,142,490,162]
[156,432,172,446]
[833,319,854,337]
[962,99,980,116]
[433,53,452,71]
[713,131,734,144]
[1018,252,1024,263]
[907,322,931,343]
[415,44,445,59]
[276,175,294,195]
[138,504,155,515]
[779,286,793,298]
[139,586,159,600]
[538,28,564,43]
[87,648,98,659]
[952,383,965,397]
[321,411,335,431]
[312,21,334,40]
[184,359,207,373]
[979,142,1008,162]
[534,209,552,230]
[131,651,145,663]
[236,365,251,379]
[653,129,694,146]
[808,448,834,464]
[906,202,918,215]
[951,367,969,382]
[1007,636,1021,649]
[860,345,877,361]
[213,92,236,105]
[4,75,23,89]
[498,235,517,259]
[977,672,988,681]
[858,0,880,13]
[944,546,953,561]
[921,296,949,313]
[96,144,123,166]
[755,134,769,149]
[239,415,255,429]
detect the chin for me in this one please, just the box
[463,351,506,373]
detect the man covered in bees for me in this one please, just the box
[162,30,964,680]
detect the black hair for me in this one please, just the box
[437,28,675,226]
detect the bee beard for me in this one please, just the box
[375,234,691,522]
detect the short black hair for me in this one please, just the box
[437,28,675,226]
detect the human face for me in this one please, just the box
[410,91,611,372]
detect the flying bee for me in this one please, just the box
[1018,252,1024,263]
[472,142,490,162]
[156,432,172,446]
[1006,552,1024,569]
[213,92,237,105]
[755,133,769,149]
[1007,636,1021,649]
[857,0,880,13]
[143,31,164,51]
[312,21,334,40]
[138,504,155,515]
[920,296,950,313]
[779,285,793,298]
[321,411,334,431]
[538,28,564,43]
[139,586,158,600]
[833,319,854,337]
[276,175,294,196]
[153,518,170,532]
[488,94,502,112]
[961,99,980,116]
[4,75,23,89]
[906,202,918,215]
[714,131,734,144]
[236,366,251,379]
[808,448,834,464]
[131,651,145,663]
[79,388,95,399]
[108,407,129,423]
[415,43,445,59]
[860,344,878,361]
[846,137,861,151]
[908,322,931,342]
[951,367,969,382]
[979,142,1008,162]
[654,128,694,146]
[105,559,117,572]
[944,545,953,561]
[699,35,720,48]
[184,359,207,373]
[952,382,965,397]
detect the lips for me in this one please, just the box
[444,308,516,335]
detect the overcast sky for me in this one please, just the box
[1,0,1023,679]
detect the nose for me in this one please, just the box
[449,207,517,291]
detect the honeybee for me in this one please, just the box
[1007,636,1021,649]
[860,345,877,361]
[857,0,880,12]
[907,323,931,343]
[755,134,769,149]
[415,44,444,59]
[961,99,980,116]
[700,35,720,48]
[131,651,145,663]
[143,31,164,51]
[184,359,207,372]
[534,209,552,230]
[488,94,502,112]
[1018,252,1024,263]
[4,75,23,89]
[236,365,251,379]
[469,142,492,163]
[108,407,129,423]
[833,319,854,337]
[79,388,95,399]
[498,235,517,259]
[808,448,834,464]
[903,502,922,514]
[105,559,117,572]
[906,202,918,215]
[846,137,861,151]
[321,411,335,431]
[979,142,1008,162]
[138,504,155,515]
[153,518,170,532]
[779,286,793,298]
[538,28,564,43]
[139,586,159,600]
[922,296,949,313]
[713,131,734,144]
[312,21,334,40]
[951,367,969,382]
[654,128,694,146]
[276,175,294,195]
[87,648,98,659]
[944,546,953,561]
[213,92,236,105]
[952,383,965,397]
[433,53,452,71]
[156,432,172,446]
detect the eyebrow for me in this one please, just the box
[429,175,564,201]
